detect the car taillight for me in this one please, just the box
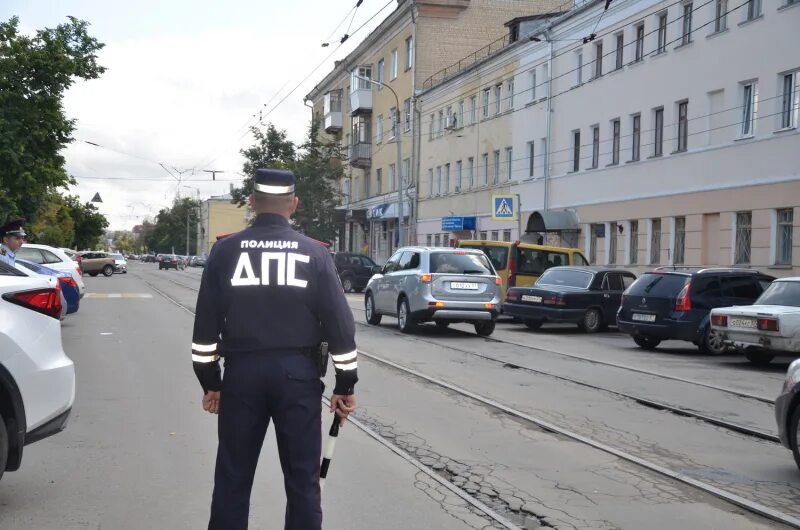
[506,290,520,301]
[494,276,502,285]
[757,318,779,332]
[711,314,728,327]
[2,288,62,319]
[675,280,692,311]
[59,276,78,288]
[543,294,566,306]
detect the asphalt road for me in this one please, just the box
[2,261,799,530]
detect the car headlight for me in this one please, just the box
[783,359,800,392]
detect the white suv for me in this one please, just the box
[0,261,75,480]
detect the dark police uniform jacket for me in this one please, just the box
[191,213,358,396]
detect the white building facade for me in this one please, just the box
[417,0,800,275]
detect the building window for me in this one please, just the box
[634,24,645,62]
[390,49,398,79]
[590,225,598,263]
[405,36,413,69]
[776,209,794,265]
[615,33,624,70]
[681,3,693,45]
[468,157,475,188]
[377,59,385,87]
[456,160,462,192]
[494,84,502,115]
[428,168,433,197]
[677,101,689,152]
[611,119,621,165]
[444,163,450,194]
[404,99,412,132]
[505,147,513,181]
[715,0,728,32]
[594,41,603,78]
[482,88,490,118]
[609,222,618,265]
[781,72,798,129]
[591,125,600,168]
[470,95,477,124]
[376,115,384,143]
[482,153,489,185]
[527,141,535,178]
[629,220,639,264]
[364,171,370,198]
[572,130,581,172]
[503,230,512,242]
[436,166,442,195]
[654,107,664,156]
[376,168,383,195]
[491,231,499,241]
[479,231,488,240]
[492,150,500,184]
[674,217,686,264]
[389,163,396,191]
[575,52,583,85]
[507,79,515,110]
[402,158,410,190]
[426,234,432,246]
[735,211,752,265]
[651,218,661,264]
[390,107,398,138]
[446,105,453,131]
[530,69,537,100]
[741,83,757,136]
[657,13,668,53]
[631,114,641,161]
[428,113,434,140]
[434,234,441,247]
[746,0,761,20]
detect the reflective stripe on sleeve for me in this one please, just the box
[330,350,357,363]
[192,342,217,353]
[192,354,220,363]
[333,360,357,371]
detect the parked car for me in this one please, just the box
[364,247,501,336]
[78,251,116,277]
[15,259,80,315]
[331,252,380,293]
[109,253,128,274]
[59,248,83,269]
[617,268,774,353]
[0,260,76,480]
[504,267,636,332]
[776,359,800,472]
[190,255,207,267]
[711,277,799,365]
[159,254,185,271]
[457,240,590,302]
[16,244,85,297]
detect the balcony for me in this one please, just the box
[348,142,371,169]
[324,111,342,132]
[349,87,372,115]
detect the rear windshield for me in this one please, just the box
[459,244,508,271]
[626,273,688,296]
[112,254,124,259]
[430,252,494,275]
[517,248,570,275]
[756,281,800,307]
[537,269,593,289]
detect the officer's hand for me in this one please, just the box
[330,394,357,427]
[203,391,221,415]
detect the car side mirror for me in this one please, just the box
[373,265,383,274]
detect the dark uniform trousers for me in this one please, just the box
[209,350,323,530]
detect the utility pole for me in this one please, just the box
[202,169,224,181]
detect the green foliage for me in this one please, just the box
[65,196,109,249]
[22,193,107,249]
[0,16,106,223]
[143,197,200,254]
[231,123,295,207]
[113,231,136,253]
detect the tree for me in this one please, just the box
[65,197,109,250]
[144,198,200,254]
[29,194,75,247]
[113,231,136,254]
[230,123,295,207]
[0,16,106,223]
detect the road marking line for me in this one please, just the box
[84,293,153,299]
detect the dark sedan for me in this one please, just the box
[776,359,800,471]
[503,267,636,333]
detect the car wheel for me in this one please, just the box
[745,352,775,366]
[364,293,382,325]
[0,411,7,481]
[700,327,727,355]
[102,265,114,277]
[89,272,99,277]
[524,319,543,330]
[633,335,661,350]
[435,321,450,330]
[790,404,800,472]
[341,276,354,293]
[578,308,602,333]
[474,320,496,337]
[397,297,415,333]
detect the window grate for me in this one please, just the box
[777,209,794,265]
[735,211,752,265]
[651,219,662,264]
[674,217,686,264]
[629,220,639,264]
[609,222,618,264]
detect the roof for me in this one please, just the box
[549,266,633,274]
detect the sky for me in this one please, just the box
[2,0,392,230]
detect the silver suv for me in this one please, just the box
[364,247,501,336]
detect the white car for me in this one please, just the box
[13,261,69,320]
[711,277,800,365]
[0,261,76,480]
[110,252,127,273]
[16,244,85,297]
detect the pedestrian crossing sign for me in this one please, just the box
[491,195,518,221]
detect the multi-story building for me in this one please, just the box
[196,193,249,256]
[418,0,799,275]
[305,0,564,264]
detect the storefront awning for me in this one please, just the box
[525,210,580,233]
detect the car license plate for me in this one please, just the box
[632,313,656,322]
[451,282,479,290]
[729,317,757,328]
[521,295,542,303]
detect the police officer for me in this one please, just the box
[191,168,358,530]
[0,217,27,267]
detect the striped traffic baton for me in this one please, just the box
[320,412,340,491]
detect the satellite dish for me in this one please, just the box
[91,192,103,203]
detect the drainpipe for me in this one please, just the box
[543,31,554,213]
[410,0,418,246]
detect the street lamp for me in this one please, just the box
[354,74,405,248]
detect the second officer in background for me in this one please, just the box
[190,168,358,530]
